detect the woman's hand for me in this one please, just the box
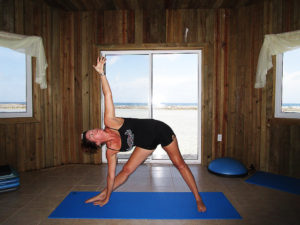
[93,56,106,75]
[92,197,110,207]
[85,192,106,204]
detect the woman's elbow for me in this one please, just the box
[103,92,113,98]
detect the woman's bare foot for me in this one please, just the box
[197,200,207,212]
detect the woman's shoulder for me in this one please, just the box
[104,117,124,129]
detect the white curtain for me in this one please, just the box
[0,31,48,89]
[255,30,300,88]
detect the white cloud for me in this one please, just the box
[107,56,120,66]
[154,54,181,62]
[283,70,300,80]
[110,76,149,103]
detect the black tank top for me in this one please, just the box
[107,118,160,152]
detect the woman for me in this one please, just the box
[82,56,206,212]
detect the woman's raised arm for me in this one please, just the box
[93,57,116,124]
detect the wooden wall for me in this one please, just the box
[0,0,299,177]
[0,0,102,170]
[227,0,300,177]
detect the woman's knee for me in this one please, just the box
[121,164,135,176]
[173,159,187,171]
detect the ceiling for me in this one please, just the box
[44,0,264,11]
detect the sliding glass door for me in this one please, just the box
[101,50,201,163]
[152,53,199,160]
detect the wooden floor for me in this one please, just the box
[0,164,299,225]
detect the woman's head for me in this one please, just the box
[81,129,105,154]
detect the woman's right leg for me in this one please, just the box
[99,147,154,198]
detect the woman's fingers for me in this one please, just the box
[85,198,95,203]
[85,195,101,203]
[93,199,108,207]
[96,56,106,65]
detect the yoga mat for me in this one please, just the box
[0,186,19,193]
[0,182,19,190]
[245,171,300,195]
[0,177,19,185]
[0,166,19,180]
[49,192,241,220]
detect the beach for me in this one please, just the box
[0,103,26,112]
[282,106,300,113]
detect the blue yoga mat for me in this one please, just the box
[0,177,19,185]
[0,182,19,190]
[49,192,241,220]
[245,171,300,195]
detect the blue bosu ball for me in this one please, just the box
[208,157,248,177]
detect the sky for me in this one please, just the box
[0,46,26,102]
[282,48,300,104]
[105,53,199,105]
[1,46,299,105]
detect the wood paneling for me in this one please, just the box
[228,0,300,177]
[0,0,102,170]
[0,0,299,177]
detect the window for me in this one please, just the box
[0,46,32,118]
[275,48,300,119]
[101,50,201,163]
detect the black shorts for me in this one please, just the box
[154,120,176,148]
[120,118,176,151]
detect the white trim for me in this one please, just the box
[101,50,202,164]
[26,54,33,117]
[0,53,32,118]
[275,54,300,119]
[149,53,153,119]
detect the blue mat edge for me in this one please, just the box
[48,191,242,220]
[245,171,300,195]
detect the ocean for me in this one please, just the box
[115,102,300,107]
[114,102,198,109]
[0,102,26,105]
[282,103,300,107]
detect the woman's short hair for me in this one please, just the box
[81,130,99,154]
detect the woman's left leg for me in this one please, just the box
[163,137,206,212]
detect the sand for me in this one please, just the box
[115,107,199,160]
[0,103,26,112]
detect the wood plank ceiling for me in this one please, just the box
[44,0,264,11]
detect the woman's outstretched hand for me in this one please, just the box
[93,56,106,75]
[92,197,110,207]
[85,192,106,204]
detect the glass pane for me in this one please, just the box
[282,48,300,113]
[0,47,26,113]
[152,53,199,160]
[105,54,150,158]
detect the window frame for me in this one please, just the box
[100,47,203,164]
[275,54,300,119]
